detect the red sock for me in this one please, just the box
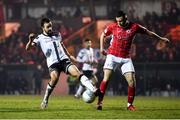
[128,86,135,104]
[98,80,109,105]
[100,80,109,94]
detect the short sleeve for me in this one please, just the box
[104,24,113,36]
[76,49,85,63]
[33,36,40,46]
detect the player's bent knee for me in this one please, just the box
[70,71,80,78]
[124,72,135,80]
[128,79,135,87]
[51,76,58,81]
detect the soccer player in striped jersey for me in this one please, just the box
[25,18,101,109]
[74,38,98,98]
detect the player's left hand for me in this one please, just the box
[100,49,107,56]
[156,38,170,50]
[28,33,36,42]
[161,37,170,43]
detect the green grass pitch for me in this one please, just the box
[0,95,179,119]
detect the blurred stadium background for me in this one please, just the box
[0,0,179,97]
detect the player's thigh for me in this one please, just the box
[103,55,117,81]
[103,55,115,70]
[50,70,60,81]
[121,59,135,75]
[68,65,81,77]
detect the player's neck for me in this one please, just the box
[42,32,49,36]
[85,47,90,50]
[118,21,129,28]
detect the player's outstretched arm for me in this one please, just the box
[60,42,77,62]
[143,26,170,43]
[25,33,36,51]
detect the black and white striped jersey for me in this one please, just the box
[33,33,69,67]
[76,48,95,71]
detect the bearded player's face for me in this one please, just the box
[42,22,53,35]
[116,16,127,27]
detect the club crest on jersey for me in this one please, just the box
[126,30,131,33]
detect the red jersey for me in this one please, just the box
[104,22,147,58]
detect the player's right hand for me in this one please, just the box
[28,33,36,41]
[100,49,107,56]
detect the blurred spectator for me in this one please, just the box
[67,76,78,95]
[45,8,56,19]
[74,6,82,18]
[161,1,180,24]
[59,24,71,39]
[34,64,43,94]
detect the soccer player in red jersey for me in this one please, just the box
[97,10,170,111]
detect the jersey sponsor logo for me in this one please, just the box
[45,49,52,57]
[116,31,133,40]
[81,51,85,55]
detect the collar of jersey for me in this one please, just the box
[42,33,51,37]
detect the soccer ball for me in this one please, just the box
[82,89,96,103]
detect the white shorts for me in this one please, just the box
[103,54,135,75]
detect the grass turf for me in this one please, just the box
[0,95,179,119]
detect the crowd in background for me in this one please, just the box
[1,1,179,65]
[127,1,180,62]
